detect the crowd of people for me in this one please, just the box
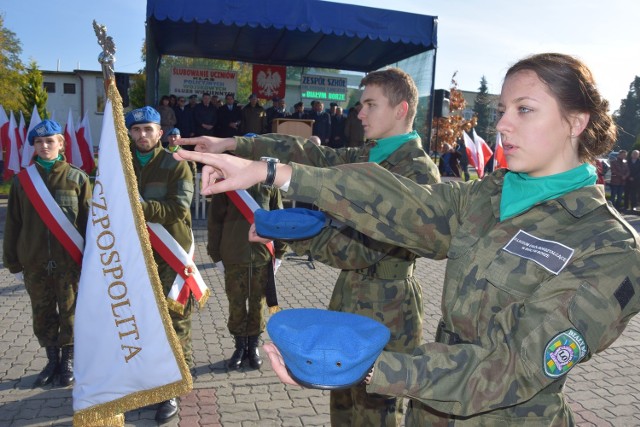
[158,92,365,149]
[608,149,640,212]
[4,53,640,426]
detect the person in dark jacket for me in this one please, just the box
[307,100,331,145]
[216,93,242,138]
[193,93,217,136]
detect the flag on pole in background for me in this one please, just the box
[493,132,507,170]
[6,112,21,179]
[72,94,191,426]
[18,111,26,148]
[472,129,493,175]
[76,112,96,174]
[21,106,41,169]
[463,130,484,178]
[64,109,83,169]
[0,105,8,162]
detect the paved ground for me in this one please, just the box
[0,199,639,426]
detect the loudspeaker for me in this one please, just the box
[433,89,450,118]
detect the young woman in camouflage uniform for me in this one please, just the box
[178,53,640,426]
[3,120,91,388]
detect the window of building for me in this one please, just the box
[64,83,76,94]
[44,82,56,93]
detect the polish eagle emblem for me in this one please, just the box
[257,68,282,98]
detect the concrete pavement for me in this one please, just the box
[0,201,639,426]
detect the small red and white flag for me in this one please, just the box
[0,105,8,162]
[76,112,96,174]
[18,111,26,148]
[493,133,508,170]
[21,106,41,168]
[6,112,21,178]
[64,109,83,169]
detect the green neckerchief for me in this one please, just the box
[368,130,417,164]
[136,149,155,167]
[500,163,597,221]
[35,155,63,173]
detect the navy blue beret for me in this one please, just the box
[267,308,390,389]
[167,127,180,136]
[254,208,326,240]
[27,120,63,146]
[125,106,161,129]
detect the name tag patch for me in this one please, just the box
[543,329,587,378]
[502,230,574,275]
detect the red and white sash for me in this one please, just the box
[146,222,210,313]
[17,164,84,265]
[224,189,276,258]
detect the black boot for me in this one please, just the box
[155,398,179,422]
[34,346,59,387]
[247,335,262,369]
[227,336,247,370]
[58,345,74,387]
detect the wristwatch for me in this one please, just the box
[260,157,280,187]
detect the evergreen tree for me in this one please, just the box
[473,76,493,145]
[0,14,24,112]
[613,76,640,152]
[20,60,48,122]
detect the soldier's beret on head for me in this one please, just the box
[254,208,326,240]
[28,120,63,146]
[267,308,390,389]
[167,127,180,136]
[125,106,161,130]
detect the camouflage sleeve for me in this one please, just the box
[2,178,23,273]
[234,133,362,166]
[142,160,194,224]
[367,249,640,416]
[287,225,393,269]
[287,162,463,259]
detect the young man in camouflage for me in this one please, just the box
[125,106,194,423]
[3,120,91,388]
[180,68,440,425]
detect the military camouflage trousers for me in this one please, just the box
[158,261,193,367]
[223,263,270,336]
[329,271,424,426]
[23,267,79,348]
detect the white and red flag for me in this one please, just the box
[21,106,41,168]
[76,112,96,174]
[493,133,508,170]
[6,112,21,179]
[18,111,26,148]
[0,105,8,162]
[72,92,191,426]
[64,109,83,169]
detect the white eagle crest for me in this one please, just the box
[257,68,282,98]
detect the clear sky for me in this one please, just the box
[2,1,639,111]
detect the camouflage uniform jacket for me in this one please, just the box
[234,133,440,271]
[131,143,194,270]
[236,133,439,351]
[207,183,287,266]
[3,159,91,274]
[287,165,640,425]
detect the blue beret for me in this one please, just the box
[267,308,390,389]
[254,208,326,240]
[125,106,161,129]
[167,127,180,136]
[27,120,63,146]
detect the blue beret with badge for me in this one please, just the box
[27,119,63,146]
[125,106,161,129]
[254,208,326,240]
[267,308,390,389]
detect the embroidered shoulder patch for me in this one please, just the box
[543,329,588,378]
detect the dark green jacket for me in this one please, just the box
[3,160,91,273]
